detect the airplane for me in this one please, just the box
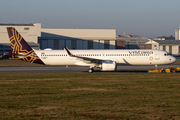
[6,27,176,73]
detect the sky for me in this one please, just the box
[0,0,180,38]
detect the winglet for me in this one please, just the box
[64,46,74,57]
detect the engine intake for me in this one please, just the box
[101,61,117,71]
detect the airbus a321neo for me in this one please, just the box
[6,27,176,73]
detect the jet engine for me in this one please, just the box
[101,61,117,71]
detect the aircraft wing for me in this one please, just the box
[64,47,111,64]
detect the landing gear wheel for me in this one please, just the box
[161,70,166,73]
[88,68,94,73]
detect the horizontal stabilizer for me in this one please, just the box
[4,52,26,58]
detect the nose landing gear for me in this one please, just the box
[88,68,94,73]
[155,65,157,70]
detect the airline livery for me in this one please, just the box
[6,27,176,73]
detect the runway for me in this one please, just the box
[1,65,180,73]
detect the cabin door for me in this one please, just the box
[155,50,160,60]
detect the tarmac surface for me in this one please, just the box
[1,65,180,73]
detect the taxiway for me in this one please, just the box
[1,65,180,73]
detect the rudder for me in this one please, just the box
[7,27,44,64]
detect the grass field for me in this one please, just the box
[1,73,180,119]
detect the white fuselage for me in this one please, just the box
[35,49,176,66]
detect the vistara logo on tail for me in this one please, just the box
[7,27,44,65]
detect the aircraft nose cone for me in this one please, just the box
[170,56,177,63]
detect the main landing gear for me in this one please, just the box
[155,65,157,70]
[88,68,94,73]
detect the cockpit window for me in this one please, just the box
[164,53,170,56]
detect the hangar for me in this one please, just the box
[39,28,116,50]
[0,23,149,54]
[0,23,41,55]
[0,23,117,55]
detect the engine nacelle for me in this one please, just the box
[101,61,117,71]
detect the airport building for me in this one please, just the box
[0,23,149,52]
[0,23,180,56]
[116,34,149,49]
[175,27,180,40]
[0,23,41,55]
[143,39,180,56]
[39,28,116,50]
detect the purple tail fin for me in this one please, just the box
[7,27,44,65]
